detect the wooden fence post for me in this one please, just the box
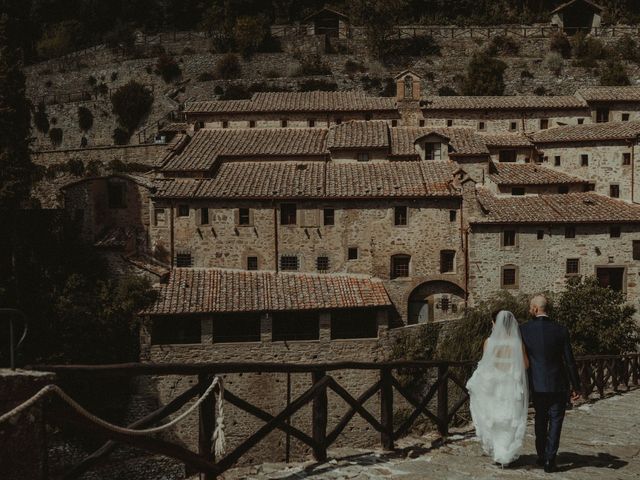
[597,359,605,398]
[437,363,449,437]
[198,373,216,480]
[380,368,394,451]
[312,370,327,462]
[633,355,639,385]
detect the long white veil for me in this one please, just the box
[466,310,529,465]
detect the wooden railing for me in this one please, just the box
[26,353,640,478]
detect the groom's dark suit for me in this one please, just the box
[520,315,581,464]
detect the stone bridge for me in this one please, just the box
[226,388,640,480]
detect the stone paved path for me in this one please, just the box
[224,388,640,480]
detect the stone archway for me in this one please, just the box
[407,280,466,325]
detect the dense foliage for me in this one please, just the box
[77,106,93,131]
[460,51,507,95]
[111,80,153,133]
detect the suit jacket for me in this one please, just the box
[520,315,581,393]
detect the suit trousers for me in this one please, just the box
[532,392,567,462]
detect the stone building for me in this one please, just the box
[550,0,604,35]
[576,87,640,123]
[303,7,350,39]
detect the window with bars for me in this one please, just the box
[316,256,329,272]
[501,266,518,288]
[280,256,299,271]
[308,119,315,127]
[391,255,410,279]
[177,204,189,217]
[238,208,251,225]
[596,108,609,123]
[247,256,258,270]
[280,204,297,225]
[566,258,580,275]
[502,229,516,247]
[610,184,620,198]
[623,153,631,166]
[425,142,442,160]
[176,253,192,267]
[440,250,455,273]
[540,118,549,129]
[477,121,485,131]
[323,208,334,226]
[200,207,209,225]
[394,206,408,226]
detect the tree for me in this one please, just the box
[350,0,407,59]
[460,51,507,96]
[77,106,94,131]
[111,80,153,133]
[234,15,268,58]
[0,14,33,209]
[555,276,639,356]
[599,60,630,86]
[214,53,241,79]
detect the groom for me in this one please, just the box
[520,294,581,473]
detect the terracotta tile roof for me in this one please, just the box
[473,190,640,224]
[576,86,640,102]
[531,121,640,143]
[551,0,603,14]
[390,127,489,157]
[488,162,590,186]
[184,91,397,114]
[159,122,188,133]
[327,121,389,149]
[142,268,392,315]
[478,133,533,148]
[421,95,586,111]
[161,128,328,172]
[153,160,459,199]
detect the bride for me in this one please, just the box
[466,310,529,466]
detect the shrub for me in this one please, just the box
[571,32,609,67]
[112,128,130,145]
[520,69,534,80]
[233,15,268,58]
[145,65,153,74]
[66,158,85,176]
[219,84,251,100]
[544,51,564,76]
[599,60,630,86]
[94,83,109,96]
[486,35,520,56]
[49,128,63,146]
[197,72,216,82]
[460,52,507,96]
[345,59,368,75]
[87,75,97,87]
[110,72,118,82]
[549,32,572,58]
[613,34,639,63]
[214,85,224,95]
[534,86,547,96]
[33,102,50,134]
[80,136,88,148]
[111,81,153,133]
[438,85,458,96]
[77,106,94,131]
[155,54,182,83]
[214,53,241,79]
[298,79,338,92]
[86,160,102,176]
[294,55,331,76]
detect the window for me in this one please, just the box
[272,312,319,341]
[308,119,315,127]
[247,256,258,270]
[152,317,201,345]
[222,120,229,128]
[323,208,334,226]
[425,142,442,160]
[623,153,631,166]
[449,210,457,222]
[177,204,189,217]
[348,247,358,260]
[280,203,297,225]
[365,113,372,121]
[281,119,288,127]
[440,250,455,273]
[596,108,610,123]
[554,155,561,166]
[501,265,518,288]
[154,208,166,226]
[331,309,378,339]
[502,229,516,247]
[176,252,192,267]
[610,226,621,238]
[316,256,329,272]
[249,120,256,128]
[509,121,518,131]
[238,208,251,226]
[610,184,620,198]
[335,118,342,125]
[391,255,410,279]
[558,185,569,194]
[213,314,260,343]
[107,182,126,209]
[584,183,595,192]
[357,152,370,162]
[540,118,549,129]
[565,226,576,238]
[633,240,640,260]
[280,256,299,271]
[477,121,485,131]
[447,119,453,127]
[566,258,580,275]
[391,119,398,127]
[511,187,525,196]
[580,154,589,166]
[499,150,517,163]
[622,113,630,122]
[394,206,408,226]
[537,230,544,240]
[200,207,209,225]
[419,119,425,127]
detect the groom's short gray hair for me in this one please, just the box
[530,294,548,311]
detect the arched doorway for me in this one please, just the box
[408,280,466,324]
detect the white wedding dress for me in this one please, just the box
[466,310,529,465]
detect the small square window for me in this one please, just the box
[176,253,192,267]
[566,258,580,275]
[222,120,229,128]
[391,255,410,279]
[610,226,621,238]
[316,256,329,272]
[511,187,525,196]
[281,119,288,127]
[348,247,358,260]
[177,204,189,217]
[308,119,315,127]
[391,120,398,127]
[502,266,517,287]
[580,154,589,166]
[335,118,342,125]
[440,250,455,273]
[280,256,299,271]
[247,256,258,270]
[394,206,408,226]
[633,240,640,260]
[558,185,569,194]
[249,120,256,128]
[238,208,251,226]
[449,210,457,222]
[565,226,576,239]
[502,229,516,247]
[610,184,620,198]
[577,118,585,124]
[447,119,453,127]
[499,150,517,163]
[323,208,334,226]
[200,207,209,225]
[477,121,485,131]
[623,153,631,166]
[357,152,370,162]
[280,203,297,225]
[537,230,544,240]
[596,108,610,123]
[419,119,425,127]
[540,119,549,129]
[622,113,630,122]
[509,121,518,131]
[554,155,561,166]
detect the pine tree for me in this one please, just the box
[0,13,33,209]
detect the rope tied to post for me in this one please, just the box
[0,376,226,457]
